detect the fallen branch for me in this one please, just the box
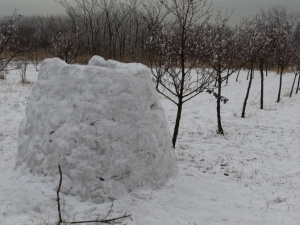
[56,164,132,224]
[68,213,132,224]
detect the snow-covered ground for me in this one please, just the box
[0,64,299,225]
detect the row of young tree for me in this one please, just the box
[1,0,300,147]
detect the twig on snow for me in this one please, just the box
[56,164,132,224]
[57,164,63,225]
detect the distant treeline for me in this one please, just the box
[0,0,300,67]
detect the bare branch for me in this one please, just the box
[57,164,63,225]
[56,164,132,225]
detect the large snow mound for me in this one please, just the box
[16,56,177,203]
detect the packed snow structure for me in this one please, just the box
[16,56,177,203]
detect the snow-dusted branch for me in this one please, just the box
[145,0,214,147]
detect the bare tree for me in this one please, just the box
[17,16,41,71]
[290,42,300,97]
[56,0,148,61]
[267,6,297,103]
[50,16,83,64]
[146,0,213,147]
[17,57,30,83]
[32,15,57,51]
[0,11,22,73]
[56,0,103,57]
[255,11,277,109]
[289,20,300,97]
[240,15,268,118]
[240,32,255,117]
[201,12,242,134]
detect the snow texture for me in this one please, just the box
[1,63,300,225]
[16,56,177,203]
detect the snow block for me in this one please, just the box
[16,56,177,203]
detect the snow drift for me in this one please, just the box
[16,56,177,203]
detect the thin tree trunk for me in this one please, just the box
[290,73,297,97]
[216,70,224,134]
[247,68,250,80]
[277,67,283,103]
[172,101,183,148]
[242,64,253,118]
[265,61,268,77]
[226,68,229,85]
[259,61,264,109]
[236,68,242,82]
[296,74,300,94]
[172,48,186,148]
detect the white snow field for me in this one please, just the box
[0,60,300,225]
[16,56,176,204]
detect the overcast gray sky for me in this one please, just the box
[1,0,300,22]
[0,0,66,16]
[213,0,300,24]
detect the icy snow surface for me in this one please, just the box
[0,63,300,225]
[16,57,177,203]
